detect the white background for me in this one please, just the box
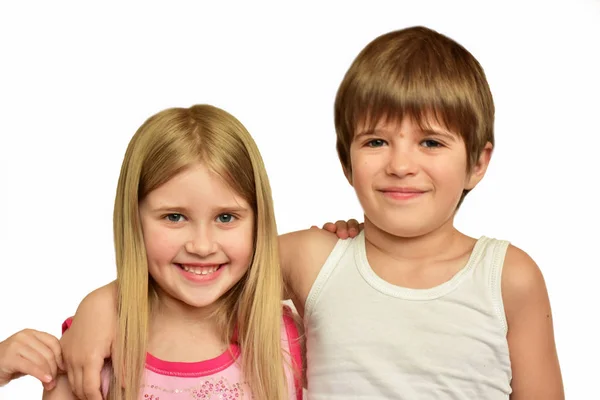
[1,1,599,399]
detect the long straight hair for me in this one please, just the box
[110,104,287,399]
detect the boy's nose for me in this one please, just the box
[385,148,418,177]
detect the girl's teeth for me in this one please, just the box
[182,265,219,275]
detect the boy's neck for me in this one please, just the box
[363,216,468,264]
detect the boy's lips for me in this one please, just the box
[379,186,428,193]
[379,187,428,200]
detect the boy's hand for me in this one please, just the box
[313,219,363,239]
[61,284,116,400]
[0,329,63,390]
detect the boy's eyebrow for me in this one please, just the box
[354,129,377,140]
[419,128,458,141]
[354,127,458,141]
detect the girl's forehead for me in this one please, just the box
[143,163,250,211]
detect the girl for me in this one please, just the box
[61,26,564,399]
[43,105,303,399]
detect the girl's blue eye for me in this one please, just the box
[217,214,235,223]
[422,139,442,148]
[367,139,386,147]
[166,213,185,222]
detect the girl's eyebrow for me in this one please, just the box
[152,205,191,214]
[152,205,250,214]
[214,206,250,215]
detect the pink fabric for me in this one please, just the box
[144,344,241,377]
[62,317,73,334]
[283,306,303,400]
[62,306,303,399]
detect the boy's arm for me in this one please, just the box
[42,374,78,400]
[60,282,116,400]
[503,246,564,400]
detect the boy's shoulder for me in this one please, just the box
[279,228,340,268]
[279,228,340,312]
[501,243,550,319]
[502,244,545,295]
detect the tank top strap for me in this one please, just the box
[304,237,354,319]
[473,236,511,333]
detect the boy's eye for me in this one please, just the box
[421,139,443,148]
[165,213,185,222]
[366,139,386,147]
[217,213,236,223]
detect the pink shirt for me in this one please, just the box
[63,306,303,400]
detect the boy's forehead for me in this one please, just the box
[354,113,457,136]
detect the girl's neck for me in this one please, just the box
[152,289,218,328]
[147,289,229,363]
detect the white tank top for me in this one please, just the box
[304,231,512,399]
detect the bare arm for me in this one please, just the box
[0,329,63,390]
[503,246,564,400]
[279,219,360,302]
[61,221,356,397]
[60,282,117,400]
[279,228,339,317]
[42,374,78,400]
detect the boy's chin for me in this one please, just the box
[369,218,441,239]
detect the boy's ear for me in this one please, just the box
[465,141,493,190]
[342,164,353,186]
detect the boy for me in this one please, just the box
[61,26,563,399]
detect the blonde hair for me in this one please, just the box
[334,26,494,204]
[111,105,287,399]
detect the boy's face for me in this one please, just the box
[348,116,491,238]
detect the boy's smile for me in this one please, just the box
[379,185,431,201]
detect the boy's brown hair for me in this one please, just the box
[334,26,494,200]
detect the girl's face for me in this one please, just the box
[139,162,254,310]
